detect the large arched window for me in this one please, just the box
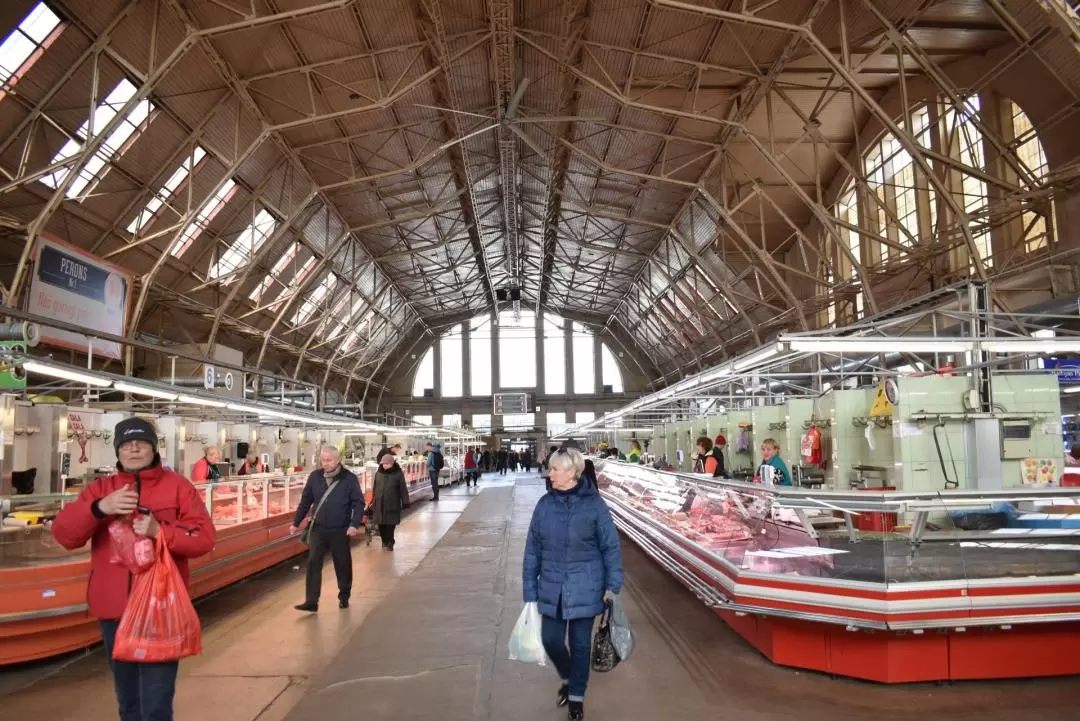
[411,312,624,397]
[827,95,1054,324]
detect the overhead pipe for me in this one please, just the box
[156,377,230,388]
[253,389,317,399]
[0,321,40,346]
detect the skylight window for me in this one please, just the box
[0,3,63,103]
[42,79,155,199]
[292,273,338,326]
[208,208,277,282]
[249,243,300,304]
[325,295,368,340]
[170,179,237,258]
[316,290,354,338]
[127,147,207,234]
[338,316,371,355]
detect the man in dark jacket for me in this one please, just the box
[52,417,216,721]
[290,445,364,611]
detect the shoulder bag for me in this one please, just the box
[299,477,340,546]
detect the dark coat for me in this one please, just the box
[522,477,624,620]
[292,466,365,531]
[371,464,410,525]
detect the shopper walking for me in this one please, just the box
[426,442,444,501]
[539,445,557,487]
[371,452,410,550]
[497,448,508,475]
[290,445,364,611]
[52,417,216,721]
[523,447,624,721]
[464,445,478,487]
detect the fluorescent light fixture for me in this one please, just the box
[783,337,971,354]
[982,340,1080,353]
[176,394,228,408]
[1064,386,1080,394]
[733,345,780,371]
[113,381,178,401]
[22,360,113,387]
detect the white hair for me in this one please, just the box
[319,444,341,458]
[547,447,585,478]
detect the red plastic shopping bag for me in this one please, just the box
[108,518,156,574]
[112,535,202,662]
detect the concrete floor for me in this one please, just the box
[3,472,1080,720]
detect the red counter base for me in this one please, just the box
[715,609,1080,682]
[0,517,304,665]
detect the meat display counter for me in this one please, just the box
[596,460,1080,683]
[357,459,432,504]
[1,472,309,665]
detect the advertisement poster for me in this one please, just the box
[26,236,131,360]
[1020,457,1057,485]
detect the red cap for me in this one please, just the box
[715,434,727,446]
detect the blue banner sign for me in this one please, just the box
[1044,358,1080,384]
[37,243,120,303]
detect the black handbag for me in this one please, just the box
[591,601,619,672]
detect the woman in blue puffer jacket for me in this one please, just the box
[523,447,624,721]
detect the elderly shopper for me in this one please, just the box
[290,445,365,611]
[191,445,222,483]
[523,447,624,721]
[370,452,411,550]
[52,417,216,721]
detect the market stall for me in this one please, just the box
[3,470,323,665]
[597,460,1080,682]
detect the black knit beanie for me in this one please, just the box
[114,417,158,454]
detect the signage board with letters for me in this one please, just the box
[493,392,529,415]
[26,235,131,360]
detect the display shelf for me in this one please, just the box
[0,468,357,665]
[598,460,1080,682]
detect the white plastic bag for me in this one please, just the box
[609,595,634,662]
[508,602,546,666]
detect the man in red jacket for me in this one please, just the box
[52,417,216,721]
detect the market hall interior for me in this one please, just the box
[6,0,1080,719]
[4,473,1080,721]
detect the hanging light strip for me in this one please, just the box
[113,381,179,401]
[22,360,113,387]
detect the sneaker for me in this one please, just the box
[568,701,584,720]
[556,685,569,708]
[294,603,318,612]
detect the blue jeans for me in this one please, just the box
[100,620,179,721]
[540,602,595,702]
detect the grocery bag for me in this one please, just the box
[108,518,156,574]
[591,602,619,672]
[609,594,634,661]
[508,602,546,666]
[112,535,202,663]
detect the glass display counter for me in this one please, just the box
[358,459,432,502]
[597,459,1080,682]
[1,471,309,665]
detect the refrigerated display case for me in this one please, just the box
[2,470,320,665]
[597,460,1080,682]
[359,459,432,503]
